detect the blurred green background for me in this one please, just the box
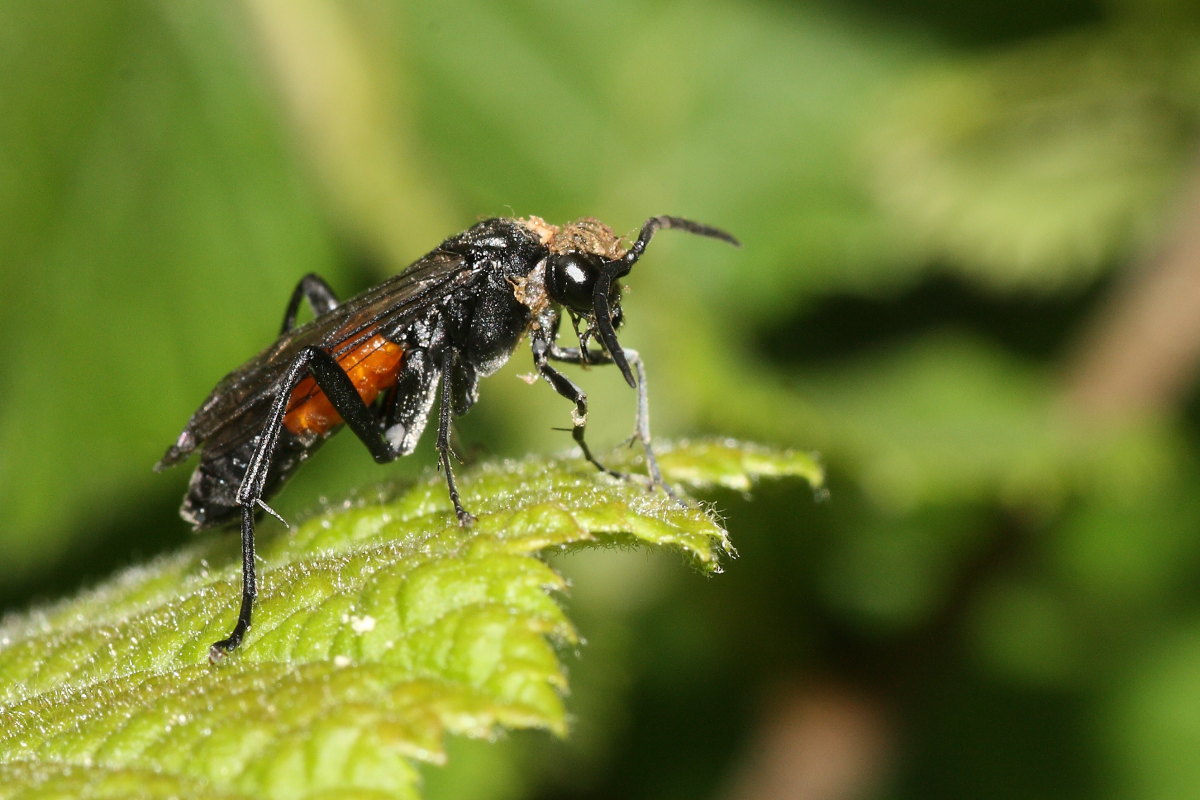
[3,0,1200,798]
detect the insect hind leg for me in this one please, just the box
[209,504,258,661]
[280,273,339,334]
[211,345,405,658]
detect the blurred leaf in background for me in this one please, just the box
[3,0,1200,798]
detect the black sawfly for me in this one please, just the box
[157,214,739,661]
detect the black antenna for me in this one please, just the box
[593,216,740,387]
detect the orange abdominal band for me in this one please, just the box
[283,335,405,436]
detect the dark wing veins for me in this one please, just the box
[158,249,480,467]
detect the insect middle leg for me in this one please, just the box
[211,345,405,661]
[379,348,440,456]
[435,348,474,525]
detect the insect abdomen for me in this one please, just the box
[283,334,405,436]
[182,432,313,530]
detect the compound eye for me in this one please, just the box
[546,252,604,312]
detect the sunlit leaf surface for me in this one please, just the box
[0,441,819,799]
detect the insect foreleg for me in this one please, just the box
[531,333,621,481]
[542,341,669,493]
[280,273,340,334]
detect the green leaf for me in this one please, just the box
[0,440,819,799]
